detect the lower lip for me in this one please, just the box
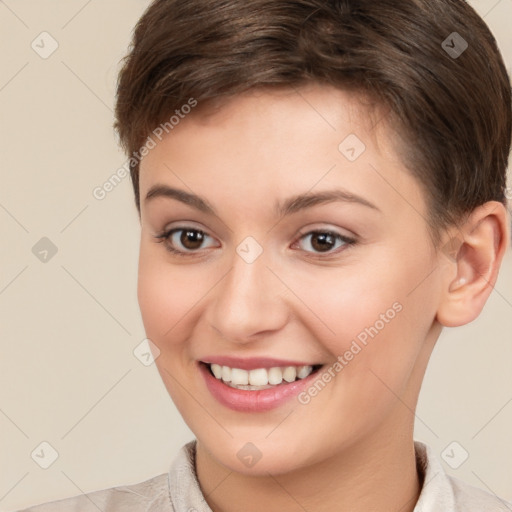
[199,362,322,412]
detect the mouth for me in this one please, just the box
[198,359,325,412]
[203,362,323,390]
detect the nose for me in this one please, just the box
[207,249,290,344]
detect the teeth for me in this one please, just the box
[208,363,314,389]
[221,365,231,382]
[268,367,283,385]
[282,366,297,383]
[211,363,222,379]
[231,368,249,386]
[249,368,268,386]
[297,365,312,379]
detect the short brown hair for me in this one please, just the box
[114,0,511,245]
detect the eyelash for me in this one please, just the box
[154,226,357,259]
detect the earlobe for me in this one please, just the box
[436,201,509,328]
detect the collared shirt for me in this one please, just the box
[18,441,512,511]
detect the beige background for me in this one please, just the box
[0,1,511,510]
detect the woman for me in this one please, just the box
[20,0,512,510]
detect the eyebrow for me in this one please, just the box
[144,184,380,216]
[145,185,216,214]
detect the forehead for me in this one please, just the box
[138,84,425,223]
[179,84,388,146]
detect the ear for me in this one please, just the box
[436,201,510,327]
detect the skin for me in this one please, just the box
[136,84,509,512]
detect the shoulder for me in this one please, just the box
[414,441,512,512]
[448,474,512,511]
[17,440,200,512]
[17,472,172,512]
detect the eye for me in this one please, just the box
[154,227,218,256]
[293,230,356,255]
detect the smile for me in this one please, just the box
[198,359,324,412]
[209,363,319,389]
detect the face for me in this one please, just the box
[137,84,444,475]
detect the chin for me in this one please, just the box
[197,432,320,476]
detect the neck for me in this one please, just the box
[195,423,422,512]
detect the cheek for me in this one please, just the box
[137,244,202,344]
[137,246,205,415]
[291,242,438,382]
[287,261,407,354]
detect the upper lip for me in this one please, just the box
[200,356,321,371]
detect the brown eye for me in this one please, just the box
[178,229,206,250]
[309,232,337,252]
[296,230,355,255]
[155,227,218,256]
